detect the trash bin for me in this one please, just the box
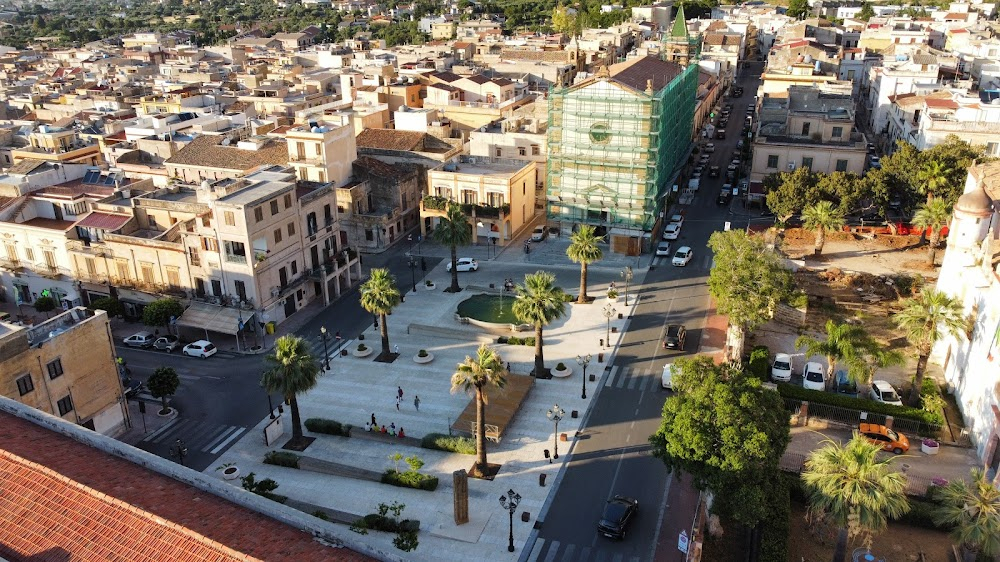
[265,322,276,335]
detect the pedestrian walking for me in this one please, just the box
[371,413,376,426]
[394,344,399,355]
[395,396,401,410]
[413,395,420,411]
[365,421,371,432]
[397,386,404,399]
[390,422,396,433]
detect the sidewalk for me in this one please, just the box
[654,472,701,562]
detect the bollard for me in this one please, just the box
[598,352,604,362]
[539,473,546,487]
[599,339,604,347]
[544,449,551,463]
[618,313,623,319]
[341,349,348,356]
[571,410,578,418]
[521,512,531,522]
[589,373,596,381]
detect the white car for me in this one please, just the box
[802,362,826,391]
[182,340,217,358]
[671,246,693,266]
[531,226,547,241]
[663,223,681,240]
[661,363,675,390]
[869,380,903,406]
[771,353,792,382]
[704,143,715,153]
[655,241,672,256]
[668,214,684,227]
[447,257,479,272]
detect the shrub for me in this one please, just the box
[757,473,790,562]
[748,345,770,381]
[304,418,351,437]
[556,362,566,371]
[776,383,944,430]
[900,498,953,531]
[421,433,476,455]
[313,510,330,521]
[524,337,536,347]
[263,451,300,468]
[418,349,428,357]
[607,289,619,299]
[562,293,576,302]
[787,291,808,309]
[497,336,509,344]
[507,336,521,345]
[381,469,439,491]
[425,280,433,286]
[357,343,368,351]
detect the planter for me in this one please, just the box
[353,346,373,358]
[221,466,241,480]
[413,351,434,364]
[551,365,572,378]
[921,439,940,455]
[156,407,176,418]
[424,282,436,291]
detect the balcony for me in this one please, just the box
[225,253,248,265]
[77,272,111,285]
[36,264,69,279]
[66,239,110,257]
[0,258,24,272]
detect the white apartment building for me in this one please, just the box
[886,88,1000,155]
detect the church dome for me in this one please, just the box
[954,187,993,217]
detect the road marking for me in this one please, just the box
[647,471,675,562]
[203,426,240,452]
[615,368,628,389]
[151,419,195,444]
[604,366,619,388]
[197,425,232,451]
[526,538,546,562]
[542,540,560,562]
[629,421,635,429]
[177,374,201,381]
[141,418,180,442]
[646,296,676,373]
[627,374,639,390]
[209,427,246,454]
[559,543,576,562]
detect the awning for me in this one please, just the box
[176,302,254,336]
[76,212,132,231]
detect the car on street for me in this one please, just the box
[708,165,720,177]
[655,241,672,256]
[123,331,155,348]
[663,324,687,350]
[671,246,693,266]
[531,226,547,241]
[771,353,792,382]
[860,423,910,454]
[182,339,217,359]
[447,257,479,272]
[668,214,684,227]
[719,119,729,128]
[717,189,732,206]
[802,362,826,391]
[704,143,715,153]
[597,495,638,540]
[661,363,675,390]
[153,335,180,353]
[121,376,142,398]
[716,129,726,139]
[698,153,710,164]
[662,223,681,240]
[869,380,903,406]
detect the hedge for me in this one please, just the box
[748,345,770,382]
[305,418,351,437]
[496,336,536,347]
[421,433,477,455]
[381,469,439,491]
[263,451,301,468]
[358,513,420,533]
[757,473,791,562]
[776,383,944,427]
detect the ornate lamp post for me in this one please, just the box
[546,404,565,460]
[170,438,188,466]
[602,303,616,349]
[620,266,633,306]
[577,354,591,399]
[499,488,521,553]
[320,326,330,371]
[407,256,417,293]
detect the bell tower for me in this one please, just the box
[663,5,696,66]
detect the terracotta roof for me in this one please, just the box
[607,55,684,93]
[6,159,48,175]
[0,412,374,562]
[20,217,76,231]
[356,128,426,151]
[75,211,131,231]
[353,155,406,178]
[166,135,289,171]
[462,74,491,85]
[429,71,461,83]
[925,97,959,109]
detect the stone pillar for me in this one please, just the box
[453,469,469,525]
[885,415,894,430]
[800,401,809,426]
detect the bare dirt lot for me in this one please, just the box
[780,229,939,277]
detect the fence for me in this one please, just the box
[785,398,941,437]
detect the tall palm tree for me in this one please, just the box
[917,159,952,204]
[359,268,401,358]
[432,203,472,293]
[802,434,910,562]
[566,225,603,303]
[912,198,952,266]
[801,201,845,255]
[933,468,1000,562]
[895,288,964,406]
[795,320,872,385]
[450,344,507,477]
[848,344,905,387]
[512,271,567,377]
[261,335,321,441]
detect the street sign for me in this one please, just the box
[724,221,731,231]
[678,530,689,553]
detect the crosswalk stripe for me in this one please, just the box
[559,543,576,562]
[197,425,233,451]
[615,367,629,388]
[579,546,591,561]
[526,538,546,562]
[209,427,246,454]
[203,426,240,452]
[182,421,219,445]
[627,373,639,390]
[542,540,560,562]
[604,366,618,388]
[140,418,180,442]
[151,419,194,444]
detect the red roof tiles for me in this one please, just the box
[75,212,132,231]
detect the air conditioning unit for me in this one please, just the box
[271,287,280,297]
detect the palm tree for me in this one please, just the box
[360,268,401,358]
[512,271,567,377]
[795,320,872,385]
[917,159,952,204]
[450,344,507,477]
[801,201,845,255]
[432,203,472,292]
[261,335,321,441]
[802,434,910,562]
[933,468,1000,562]
[848,344,905,388]
[895,289,964,406]
[566,225,603,303]
[912,198,952,267]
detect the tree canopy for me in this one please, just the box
[142,299,184,328]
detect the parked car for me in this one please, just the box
[153,335,180,353]
[123,331,155,348]
[860,423,910,454]
[708,165,721,178]
[703,143,715,153]
[668,214,684,228]
[662,223,681,240]
[663,324,687,350]
[597,495,639,540]
[717,189,733,206]
[671,246,693,266]
[716,129,727,139]
[655,241,672,256]
[771,353,792,382]
[447,258,479,272]
[121,376,142,398]
[531,226,548,241]
[661,363,675,390]
[869,380,903,406]
[802,362,826,391]
[182,340,217,359]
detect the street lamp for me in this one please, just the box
[170,438,188,466]
[546,404,565,460]
[499,488,521,553]
[320,326,330,371]
[407,256,417,293]
[620,266,633,306]
[602,303,616,349]
[576,354,591,399]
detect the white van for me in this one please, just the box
[661,363,675,390]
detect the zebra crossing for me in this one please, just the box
[525,538,645,562]
[602,365,663,393]
[141,418,247,455]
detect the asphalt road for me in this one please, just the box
[528,66,764,562]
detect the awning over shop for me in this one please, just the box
[176,302,254,336]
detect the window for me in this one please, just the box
[291,260,298,275]
[284,194,292,209]
[224,241,247,264]
[116,260,130,281]
[24,247,34,262]
[307,213,318,236]
[835,159,849,172]
[287,222,295,237]
[365,230,374,241]
[766,154,779,168]
[314,142,322,156]
[270,200,279,215]
[202,237,219,252]
[140,263,155,284]
[166,267,180,287]
[531,145,540,156]
[274,228,283,243]
[16,374,33,396]
[847,69,856,80]
[85,257,97,276]
[57,395,73,416]
[494,147,502,157]
[801,122,811,136]
[801,157,813,170]
[461,191,477,205]
[324,204,332,226]
[234,280,247,301]
[518,147,526,156]
[254,206,264,222]
[831,126,843,139]
[43,250,56,269]
[47,358,63,379]
[223,211,235,226]
[4,243,16,262]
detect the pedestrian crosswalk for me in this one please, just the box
[302,332,349,368]
[141,418,247,455]
[602,366,663,393]
[526,538,645,562]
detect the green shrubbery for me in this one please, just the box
[263,451,300,468]
[382,469,439,491]
[420,433,476,455]
[496,336,536,346]
[757,473,792,562]
[776,383,944,429]
[304,418,351,437]
[748,345,770,381]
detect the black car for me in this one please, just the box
[708,165,720,177]
[598,495,638,540]
[717,189,733,205]
[663,324,687,349]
